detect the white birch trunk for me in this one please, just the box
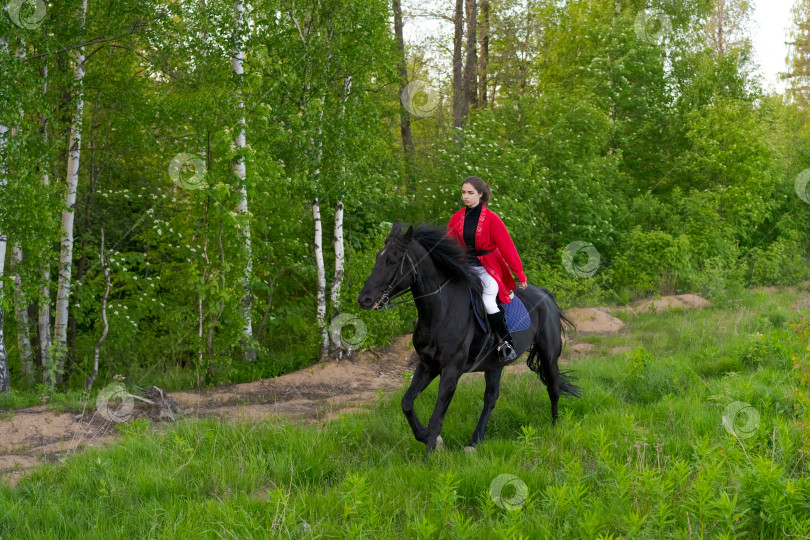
[329,203,344,359]
[308,91,329,360]
[51,0,88,385]
[330,78,351,310]
[232,0,254,358]
[312,197,328,361]
[0,36,10,390]
[328,77,351,359]
[39,65,52,372]
[0,234,7,391]
[330,203,344,315]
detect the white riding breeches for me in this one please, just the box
[471,266,500,314]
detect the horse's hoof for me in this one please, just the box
[436,436,444,451]
[464,445,476,453]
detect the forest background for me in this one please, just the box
[2,0,810,398]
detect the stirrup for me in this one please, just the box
[497,340,517,361]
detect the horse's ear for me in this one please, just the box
[404,225,414,240]
[391,220,401,234]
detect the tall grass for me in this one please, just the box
[1,288,809,538]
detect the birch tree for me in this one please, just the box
[312,197,328,361]
[0,117,8,393]
[0,35,9,392]
[231,0,255,360]
[51,0,88,385]
[38,66,52,374]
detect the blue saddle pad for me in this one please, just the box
[502,295,531,332]
[469,290,531,333]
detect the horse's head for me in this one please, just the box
[357,221,416,310]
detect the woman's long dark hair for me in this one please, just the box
[412,225,483,295]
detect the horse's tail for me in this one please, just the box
[526,289,582,398]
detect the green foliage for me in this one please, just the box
[1,0,809,397]
[749,230,809,286]
[610,227,693,296]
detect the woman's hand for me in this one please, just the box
[518,281,528,289]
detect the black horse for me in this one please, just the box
[357,221,580,459]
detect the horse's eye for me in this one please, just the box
[387,259,397,266]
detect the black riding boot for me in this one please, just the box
[486,309,517,362]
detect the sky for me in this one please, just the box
[402,0,799,95]
[751,0,796,93]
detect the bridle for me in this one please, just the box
[371,239,452,310]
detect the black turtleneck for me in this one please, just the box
[463,202,483,266]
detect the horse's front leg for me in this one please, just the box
[402,361,439,443]
[424,363,462,460]
[466,367,503,450]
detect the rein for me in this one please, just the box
[372,243,453,310]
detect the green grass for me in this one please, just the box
[1,287,809,538]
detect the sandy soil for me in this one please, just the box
[0,293,719,484]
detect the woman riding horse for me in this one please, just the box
[448,176,527,362]
[357,218,580,458]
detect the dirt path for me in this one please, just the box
[0,293,719,485]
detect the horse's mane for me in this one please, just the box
[412,224,483,295]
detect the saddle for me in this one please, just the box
[466,287,531,372]
[468,288,531,333]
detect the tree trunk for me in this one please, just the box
[328,76,352,360]
[0,36,9,392]
[312,197,328,362]
[0,242,7,390]
[0,192,7,392]
[85,227,109,391]
[51,0,88,385]
[330,202,345,358]
[463,0,478,113]
[452,0,465,130]
[392,0,415,185]
[12,246,33,383]
[232,0,255,361]
[38,65,52,375]
[477,0,489,107]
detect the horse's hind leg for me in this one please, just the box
[467,367,503,449]
[402,362,439,443]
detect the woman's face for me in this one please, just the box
[461,183,481,208]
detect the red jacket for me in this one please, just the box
[448,204,527,304]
